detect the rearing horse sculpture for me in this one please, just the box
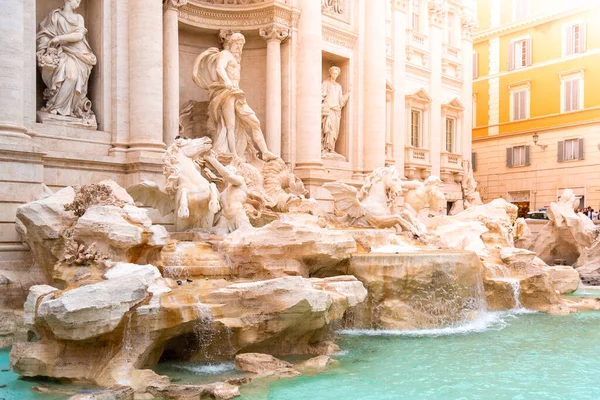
[127,137,220,231]
[324,167,445,236]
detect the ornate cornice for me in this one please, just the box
[428,0,447,27]
[259,24,290,42]
[461,14,478,41]
[322,24,357,49]
[179,1,300,30]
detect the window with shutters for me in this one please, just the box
[445,117,455,153]
[472,152,477,172]
[510,89,529,121]
[473,52,479,79]
[510,39,530,69]
[412,0,420,32]
[561,73,583,113]
[513,0,530,21]
[411,109,421,147]
[563,22,586,56]
[507,145,530,167]
[558,138,585,162]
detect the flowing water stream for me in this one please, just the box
[3,292,600,399]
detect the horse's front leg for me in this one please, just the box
[177,188,190,219]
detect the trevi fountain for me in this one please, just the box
[2,1,600,399]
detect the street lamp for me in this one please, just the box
[532,133,547,150]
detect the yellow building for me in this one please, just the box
[472,0,600,216]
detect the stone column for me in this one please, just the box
[393,0,409,171]
[260,25,289,158]
[128,0,165,153]
[362,0,387,173]
[461,14,478,158]
[295,0,323,170]
[428,0,446,177]
[163,0,186,147]
[0,0,29,143]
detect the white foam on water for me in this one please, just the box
[171,361,236,375]
[337,310,535,337]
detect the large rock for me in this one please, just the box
[527,189,598,266]
[546,265,580,294]
[235,353,299,377]
[346,251,485,330]
[12,275,366,390]
[74,205,167,263]
[37,271,155,340]
[221,214,356,278]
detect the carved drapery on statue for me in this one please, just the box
[321,66,350,159]
[36,1,97,128]
[192,33,276,163]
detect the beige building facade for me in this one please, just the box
[0,0,476,272]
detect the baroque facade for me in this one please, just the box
[0,0,476,275]
[472,0,600,216]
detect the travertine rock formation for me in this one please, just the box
[220,214,356,278]
[235,353,300,377]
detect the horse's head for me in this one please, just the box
[179,136,213,158]
[424,176,445,211]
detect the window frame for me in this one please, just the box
[512,0,531,21]
[509,87,529,122]
[560,70,584,113]
[558,138,585,162]
[445,117,455,153]
[410,109,422,148]
[563,21,586,57]
[412,0,420,32]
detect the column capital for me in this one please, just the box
[393,0,409,12]
[163,0,187,10]
[461,14,479,41]
[428,0,447,27]
[259,25,290,43]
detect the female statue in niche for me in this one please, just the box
[321,66,350,159]
[36,0,97,127]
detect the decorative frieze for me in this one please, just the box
[322,25,358,49]
[321,0,351,24]
[179,1,299,30]
[428,0,447,27]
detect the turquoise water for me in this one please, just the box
[4,306,600,399]
[236,311,600,400]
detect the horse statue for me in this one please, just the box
[127,137,220,231]
[324,167,445,236]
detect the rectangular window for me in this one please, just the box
[445,117,455,153]
[511,90,528,121]
[562,78,582,112]
[411,110,421,147]
[473,52,479,79]
[507,145,530,167]
[508,38,531,70]
[412,0,420,32]
[564,23,585,56]
[558,138,584,162]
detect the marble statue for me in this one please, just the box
[127,137,221,231]
[36,0,97,128]
[321,66,350,159]
[205,155,252,234]
[192,32,276,162]
[400,176,446,234]
[324,167,415,236]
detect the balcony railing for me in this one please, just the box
[407,29,428,49]
[443,44,461,59]
[441,152,463,171]
[405,146,431,166]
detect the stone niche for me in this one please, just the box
[321,51,350,160]
[178,26,268,139]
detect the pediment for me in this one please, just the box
[405,88,432,103]
[442,97,464,112]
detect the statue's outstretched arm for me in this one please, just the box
[206,156,244,187]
